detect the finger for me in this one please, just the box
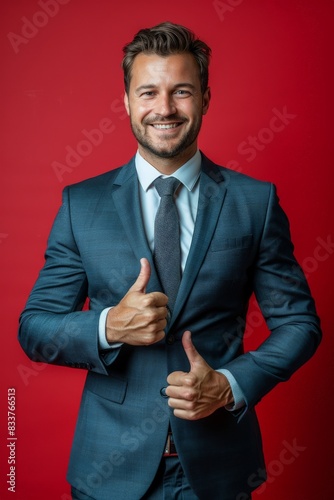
[167,371,188,386]
[155,305,169,319]
[171,408,197,421]
[146,292,169,307]
[151,317,168,333]
[182,331,202,369]
[168,397,194,410]
[167,396,199,420]
[152,330,166,343]
[129,258,151,294]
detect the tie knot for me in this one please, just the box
[155,177,180,197]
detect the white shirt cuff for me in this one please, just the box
[98,307,123,349]
[217,368,246,411]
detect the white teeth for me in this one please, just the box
[153,123,179,129]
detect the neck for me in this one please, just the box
[138,144,197,175]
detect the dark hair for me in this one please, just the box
[122,22,211,94]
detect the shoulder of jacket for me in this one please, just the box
[201,152,274,191]
[63,159,135,194]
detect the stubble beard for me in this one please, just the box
[130,116,203,159]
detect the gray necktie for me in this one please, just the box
[154,177,181,312]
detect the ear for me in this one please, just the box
[202,87,211,116]
[123,91,130,116]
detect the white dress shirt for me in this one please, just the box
[98,150,245,410]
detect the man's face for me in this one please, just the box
[124,53,210,165]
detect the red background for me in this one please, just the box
[1,0,333,498]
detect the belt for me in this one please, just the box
[163,431,178,457]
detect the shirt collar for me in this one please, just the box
[135,150,201,192]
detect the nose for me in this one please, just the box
[155,93,176,116]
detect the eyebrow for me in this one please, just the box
[134,83,196,94]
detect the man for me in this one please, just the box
[19,22,321,499]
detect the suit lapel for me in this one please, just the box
[170,155,227,326]
[111,159,162,293]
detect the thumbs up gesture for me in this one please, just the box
[106,258,168,346]
[166,331,234,420]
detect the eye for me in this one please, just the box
[141,91,156,98]
[174,89,191,97]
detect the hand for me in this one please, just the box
[166,331,234,420]
[106,258,168,346]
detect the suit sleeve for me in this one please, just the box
[224,183,322,414]
[18,187,121,375]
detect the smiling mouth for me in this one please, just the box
[151,123,182,130]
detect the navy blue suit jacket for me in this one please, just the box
[19,153,321,499]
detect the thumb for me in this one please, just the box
[129,258,151,294]
[182,331,203,370]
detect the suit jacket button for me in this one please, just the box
[160,387,168,398]
[166,334,175,345]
